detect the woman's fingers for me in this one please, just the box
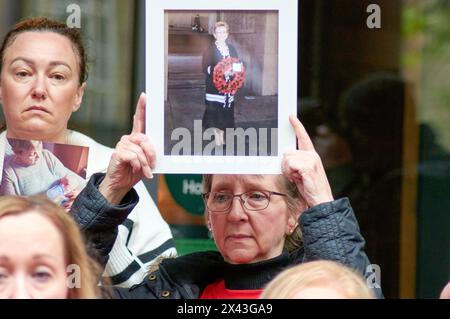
[132,92,146,134]
[129,93,156,173]
[122,146,152,179]
[101,93,154,205]
[117,134,154,179]
[289,114,315,152]
[128,133,157,170]
[284,116,334,207]
[282,150,318,179]
[65,190,75,198]
[282,150,333,207]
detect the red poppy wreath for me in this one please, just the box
[213,57,246,95]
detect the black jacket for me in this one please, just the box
[71,174,383,299]
[70,173,139,267]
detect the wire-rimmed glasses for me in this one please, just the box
[202,190,287,212]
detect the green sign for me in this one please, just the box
[165,174,205,216]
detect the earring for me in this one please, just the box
[287,226,296,235]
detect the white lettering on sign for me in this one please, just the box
[182,179,203,195]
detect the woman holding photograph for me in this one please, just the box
[0,17,175,287]
[202,21,245,147]
[70,112,383,299]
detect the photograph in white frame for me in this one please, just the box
[146,0,298,174]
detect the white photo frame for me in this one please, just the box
[146,0,298,174]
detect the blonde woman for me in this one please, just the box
[260,260,375,299]
[0,196,103,298]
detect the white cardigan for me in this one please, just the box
[0,131,176,288]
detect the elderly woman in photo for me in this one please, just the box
[202,21,244,147]
[0,17,175,287]
[70,110,383,299]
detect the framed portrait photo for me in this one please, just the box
[146,0,298,174]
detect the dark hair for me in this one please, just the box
[0,17,88,85]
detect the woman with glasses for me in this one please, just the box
[71,114,382,299]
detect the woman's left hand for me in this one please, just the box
[62,187,81,211]
[99,93,156,205]
[281,115,334,208]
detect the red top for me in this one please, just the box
[200,279,264,299]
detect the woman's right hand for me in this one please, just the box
[99,93,156,205]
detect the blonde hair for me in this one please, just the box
[214,21,230,33]
[0,196,103,299]
[260,260,375,299]
[202,174,304,253]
